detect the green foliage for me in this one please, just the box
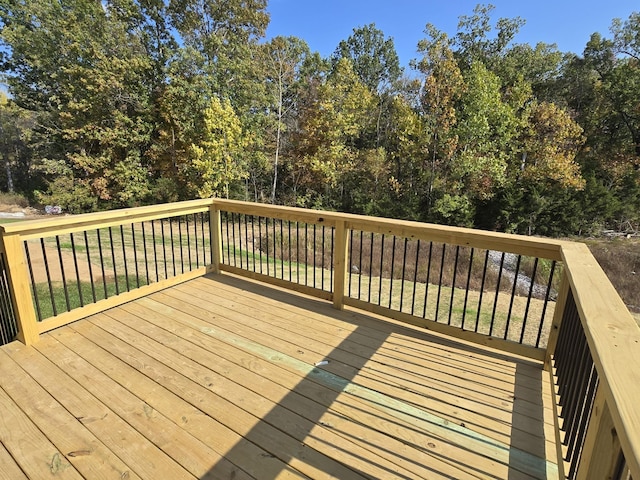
[432,193,475,227]
[0,1,639,238]
[0,93,36,193]
[520,101,585,189]
[453,4,525,70]
[35,175,97,213]
[332,23,402,92]
[189,97,246,199]
[291,58,375,209]
[454,62,517,199]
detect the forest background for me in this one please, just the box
[0,1,639,239]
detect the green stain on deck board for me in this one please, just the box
[49,452,71,474]
[197,322,557,479]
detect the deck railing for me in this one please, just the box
[0,199,638,479]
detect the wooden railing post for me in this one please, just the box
[333,220,348,310]
[209,202,222,274]
[0,233,39,345]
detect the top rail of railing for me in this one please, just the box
[212,199,568,261]
[0,199,212,240]
[560,243,640,478]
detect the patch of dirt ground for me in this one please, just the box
[25,245,104,285]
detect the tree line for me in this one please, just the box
[0,2,639,237]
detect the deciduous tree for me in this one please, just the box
[189,97,246,198]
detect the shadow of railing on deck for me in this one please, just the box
[509,363,549,479]
[201,274,554,479]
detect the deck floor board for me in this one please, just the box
[0,273,559,479]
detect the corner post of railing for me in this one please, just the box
[333,219,349,310]
[544,267,570,371]
[209,201,223,274]
[0,232,39,345]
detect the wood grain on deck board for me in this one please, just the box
[152,285,556,462]
[138,285,556,479]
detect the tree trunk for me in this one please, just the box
[271,76,284,204]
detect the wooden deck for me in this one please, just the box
[0,273,559,480]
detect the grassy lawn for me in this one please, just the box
[0,218,27,224]
[223,250,553,348]
[33,275,146,320]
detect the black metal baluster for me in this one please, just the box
[536,261,557,348]
[378,235,385,306]
[83,231,97,302]
[141,222,151,284]
[108,227,120,294]
[259,217,264,275]
[411,240,420,316]
[288,221,292,282]
[399,238,408,313]
[358,231,364,300]
[562,333,591,436]
[251,216,257,273]
[504,255,522,340]
[313,224,317,288]
[388,236,397,309]
[321,225,325,291]
[281,220,285,279]
[295,222,300,282]
[150,221,158,283]
[368,232,374,303]
[246,215,251,271]
[448,246,460,325]
[224,213,230,266]
[272,217,277,276]
[348,229,354,297]
[96,229,109,299]
[40,238,57,315]
[462,248,474,329]
[554,300,578,397]
[435,245,446,322]
[0,253,16,341]
[237,214,243,269]
[131,224,141,288]
[187,214,197,269]
[304,224,308,285]
[520,258,539,344]
[475,250,490,332]
[24,242,42,321]
[202,212,208,266]
[70,233,83,307]
[55,236,71,311]
[265,217,270,276]
[489,252,505,335]
[193,214,200,268]
[168,220,176,277]
[160,219,168,279]
[568,368,599,479]
[422,242,433,319]
[120,225,130,291]
[329,227,334,292]
[186,214,193,270]
[177,217,184,274]
[565,352,595,457]
[193,213,200,268]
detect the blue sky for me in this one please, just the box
[265,1,639,67]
